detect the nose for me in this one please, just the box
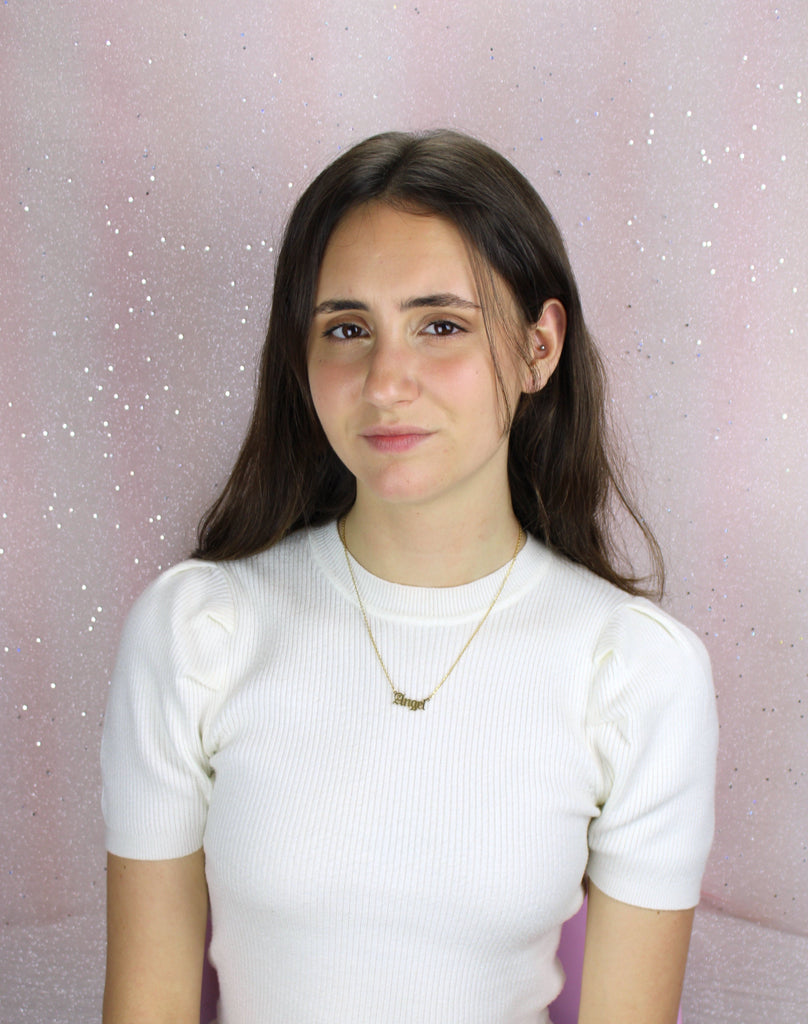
[361,333,419,407]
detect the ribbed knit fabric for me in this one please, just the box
[101,522,717,1024]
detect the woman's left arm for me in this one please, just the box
[577,882,693,1024]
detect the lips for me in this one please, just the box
[361,425,431,437]
[360,426,433,452]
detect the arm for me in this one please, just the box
[103,849,209,1024]
[577,882,693,1024]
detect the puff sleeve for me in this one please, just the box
[101,561,235,859]
[585,600,718,910]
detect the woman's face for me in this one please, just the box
[306,202,532,519]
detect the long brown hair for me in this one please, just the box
[193,130,663,597]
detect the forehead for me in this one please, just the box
[316,203,477,296]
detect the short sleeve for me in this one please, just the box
[585,599,718,909]
[101,560,235,859]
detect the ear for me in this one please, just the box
[523,298,566,393]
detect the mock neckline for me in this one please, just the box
[307,519,551,623]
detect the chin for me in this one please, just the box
[359,474,446,508]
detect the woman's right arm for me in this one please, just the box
[103,849,209,1024]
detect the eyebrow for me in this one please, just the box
[313,293,481,316]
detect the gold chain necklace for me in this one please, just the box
[338,518,523,710]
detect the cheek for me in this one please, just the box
[306,360,327,424]
[448,359,505,420]
[308,360,352,431]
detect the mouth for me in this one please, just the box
[361,425,431,437]
[360,426,433,452]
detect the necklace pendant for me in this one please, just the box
[393,691,426,711]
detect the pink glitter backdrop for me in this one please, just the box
[1,2,806,1020]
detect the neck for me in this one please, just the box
[341,500,523,586]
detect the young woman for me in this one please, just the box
[101,130,717,1024]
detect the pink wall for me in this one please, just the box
[2,2,806,1019]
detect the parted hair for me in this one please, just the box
[193,129,663,597]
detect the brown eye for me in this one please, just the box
[423,320,463,336]
[325,322,367,341]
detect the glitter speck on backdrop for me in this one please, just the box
[1,2,806,1020]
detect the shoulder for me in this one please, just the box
[529,548,714,730]
[585,591,717,794]
[526,544,630,626]
[538,546,711,677]
[591,594,713,711]
[596,592,710,671]
[124,558,235,644]
[129,528,315,629]
[112,560,238,697]
[219,525,318,591]
[122,529,323,667]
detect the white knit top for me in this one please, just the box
[101,522,717,1024]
